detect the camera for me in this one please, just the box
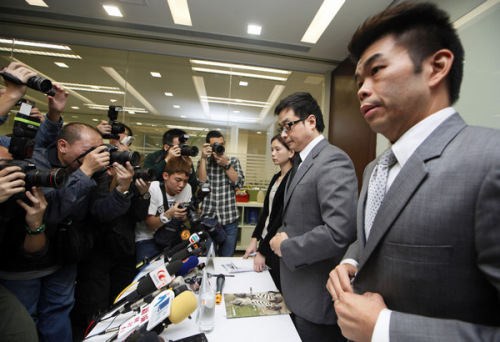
[102,106,126,140]
[178,134,199,157]
[133,168,155,181]
[101,144,141,167]
[210,142,225,155]
[0,160,68,194]
[9,112,39,160]
[0,71,55,96]
[179,184,226,244]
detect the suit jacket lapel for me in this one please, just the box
[284,138,328,210]
[358,113,467,268]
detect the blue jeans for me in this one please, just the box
[216,220,239,257]
[1,263,77,342]
[135,239,163,264]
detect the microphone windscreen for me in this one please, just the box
[177,256,199,277]
[168,291,198,324]
[167,240,190,258]
[137,260,183,297]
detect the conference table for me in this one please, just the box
[86,257,301,342]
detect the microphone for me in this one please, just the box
[177,256,199,277]
[215,274,225,305]
[135,260,183,298]
[170,241,207,262]
[188,231,209,245]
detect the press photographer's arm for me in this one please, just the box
[0,62,35,119]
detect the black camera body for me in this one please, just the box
[210,142,225,155]
[9,112,40,160]
[102,106,126,140]
[178,134,199,157]
[101,143,140,168]
[0,71,55,96]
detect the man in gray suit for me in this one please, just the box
[327,2,500,341]
[270,92,358,342]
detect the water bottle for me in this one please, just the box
[198,270,216,332]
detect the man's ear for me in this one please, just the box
[306,114,317,130]
[162,171,169,181]
[58,139,68,154]
[428,49,454,88]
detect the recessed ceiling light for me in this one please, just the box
[167,0,192,26]
[25,0,48,7]
[247,24,262,35]
[301,0,345,44]
[110,99,117,102]
[164,92,173,96]
[129,111,135,114]
[239,81,248,86]
[233,110,240,114]
[0,39,70,50]
[192,67,287,82]
[173,105,180,109]
[71,115,78,118]
[137,122,143,125]
[92,119,99,122]
[55,62,69,68]
[71,106,79,110]
[190,60,291,75]
[0,47,80,59]
[257,131,262,134]
[180,115,187,118]
[103,5,123,17]
[150,72,162,78]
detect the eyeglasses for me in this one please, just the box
[277,118,305,134]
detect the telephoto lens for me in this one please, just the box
[26,167,68,189]
[180,144,199,157]
[133,168,155,181]
[210,143,225,155]
[102,144,141,167]
[26,76,53,94]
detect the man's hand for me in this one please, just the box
[47,84,69,122]
[0,165,25,203]
[135,178,151,196]
[165,145,181,163]
[1,62,35,102]
[269,232,288,257]
[16,186,47,231]
[165,202,188,220]
[201,143,212,159]
[253,252,266,272]
[29,107,44,122]
[212,151,229,167]
[327,263,357,301]
[96,120,112,136]
[114,161,134,194]
[79,145,109,177]
[334,292,387,342]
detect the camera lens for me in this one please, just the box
[133,168,155,181]
[211,143,225,155]
[26,76,53,94]
[26,168,68,189]
[110,150,141,167]
[180,144,199,157]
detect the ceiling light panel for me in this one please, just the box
[301,0,346,44]
[103,5,123,17]
[247,24,262,35]
[150,72,162,78]
[0,39,71,50]
[192,67,287,82]
[0,47,81,59]
[54,62,69,68]
[25,0,48,7]
[167,0,193,26]
[190,59,291,75]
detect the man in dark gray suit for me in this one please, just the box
[327,2,500,341]
[270,92,358,342]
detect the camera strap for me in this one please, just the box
[159,181,173,213]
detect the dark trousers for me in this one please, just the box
[292,314,346,342]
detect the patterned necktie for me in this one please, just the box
[364,148,397,240]
[287,155,302,189]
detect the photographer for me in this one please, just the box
[135,157,192,262]
[10,122,134,341]
[0,61,68,149]
[0,146,50,341]
[144,128,198,195]
[197,130,245,256]
[96,120,134,152]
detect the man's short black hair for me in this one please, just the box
[163,128,186,146]
[348,1,464,104]
[58,123,101,144]
[274,92,325,133]
[205,130,224,143]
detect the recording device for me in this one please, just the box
[0,71,55,96]
[1,100,68,197]
[133,168,155,181]
[215,274,225,305]
[178,134,199,157]
[178,184,226,244]
[0,160,68,191]
[210,142,225,155]
[101,143,141,167]
[102,105,125,140]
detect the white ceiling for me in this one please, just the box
[0,0,486,146]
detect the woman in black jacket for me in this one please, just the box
[244,134,294,291]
